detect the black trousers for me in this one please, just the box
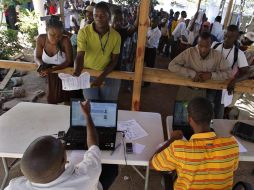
[144,47,157,86]
[99,164,118,190]
[144,47,157,68]
[158,36,168,54]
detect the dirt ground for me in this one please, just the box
[0,55,254,189]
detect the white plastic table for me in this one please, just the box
[166,116,254,161]
[0,102,164,190]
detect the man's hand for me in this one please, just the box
[198,72,212,81]
[170,130,183,140]
[227,80,236,95]
[73,68,82,77]
[91,76,104,87]
[193,73,201,82]
[80,100,91,118]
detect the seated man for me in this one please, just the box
[168,31,232,81]
[150,97,239,190]
[5,101,103,190]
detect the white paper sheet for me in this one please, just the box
[233,137,248,153]
[118,119,148,141]
[133,143,146,154]
[58,72,90,91]
[221,89,233,107]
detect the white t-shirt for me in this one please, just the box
[211,22,224,42]
[146,27,162,48]
[212,42,248,75]
[172,22,186,41]
[5,145,102,190]
[64,8,71,29]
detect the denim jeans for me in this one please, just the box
[206,89,224,119]
[83,77,121,101]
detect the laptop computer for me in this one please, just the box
[64,99,118,150]
[172,101,194,140]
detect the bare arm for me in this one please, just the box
[80,101,98,148]
[168,49,196,78]
[227,66,251,94]
[34,35,45,66]
[74,51,85,76]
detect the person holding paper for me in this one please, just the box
[74,2,121,101]
[5,101,104,190]
[150,97,239,190]
[74,2,121,189]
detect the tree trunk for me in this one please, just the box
[32,0,46,34]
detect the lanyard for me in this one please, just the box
[99,31,110,55]
[221,45,233,60]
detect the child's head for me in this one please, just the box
[21,136,66,184]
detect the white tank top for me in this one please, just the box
[42,49,66,65]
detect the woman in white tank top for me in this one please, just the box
[34,16,75,104]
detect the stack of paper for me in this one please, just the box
[58,72,90,91]
[118,119,148,141]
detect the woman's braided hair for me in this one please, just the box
[46,15,64,55]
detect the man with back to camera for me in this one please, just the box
[150,97,239,190]
[5,101,104,190]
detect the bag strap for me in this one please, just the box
[213,42,222,49]
[232,45,239,68]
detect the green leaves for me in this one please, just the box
[16,9,39,48]
[0,29,22,59]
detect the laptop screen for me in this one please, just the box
[173,101,189,126]
[71,100,117,128]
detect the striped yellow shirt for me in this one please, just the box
[151,132,239,190]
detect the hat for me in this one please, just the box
[85,5,94,12]
[245,32,254,42]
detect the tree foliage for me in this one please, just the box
[0,29,22,59]
[16,9,39,47]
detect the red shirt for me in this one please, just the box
[49,5,57,15]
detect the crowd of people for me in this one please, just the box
[3,1,254,190]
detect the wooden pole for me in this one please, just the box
[59,0,65,27]
[223,0,234,27]
[197,0,202,11]
[131,0,150,111]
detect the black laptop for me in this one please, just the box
[172,101,194,140]
[64,99,118,150]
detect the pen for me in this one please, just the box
[111,143,121,156]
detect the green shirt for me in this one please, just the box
[77,23,121,71]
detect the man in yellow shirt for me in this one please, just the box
[150,97,239,190]
[74,2,120,190]
[74,2,121,101]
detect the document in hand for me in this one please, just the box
[221,89,233,107]
[58,72,90,91]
